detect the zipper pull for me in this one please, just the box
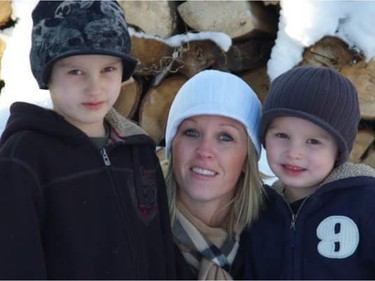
[290,213,296,229]
[101,147,111,166]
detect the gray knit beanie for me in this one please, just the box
[30,0,137,89]
[165,70,262,160]
[261,66,360,167]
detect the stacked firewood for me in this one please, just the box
[0,1,373,168]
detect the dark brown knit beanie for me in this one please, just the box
[30,0,137,89]
[261,66,360,167]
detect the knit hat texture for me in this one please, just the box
[261,66,360,166]
[30,0,137,89]
[165,70,262,160]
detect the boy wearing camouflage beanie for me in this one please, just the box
[245,66,375,279]
[0,1,180,279]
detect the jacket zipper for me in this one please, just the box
[100,147,111,166]
[285,197,309,279]
[99,146,136,274]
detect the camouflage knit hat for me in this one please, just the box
[261,66,360,167]
[30,0,137,89]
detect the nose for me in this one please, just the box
[286,141,303,160]
[196,137,215,159]
[86,74,102,96]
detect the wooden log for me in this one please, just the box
[139,75,187,145]
[240,66,270,103]
[130,34,174,76]
[113,77,142,119]
[0,1,12,27]
[340,60,375,120]
[177,40,225,78]
[349,130,375,163]
[363,146,375,169]
[224,37,274,73]
[119,1,178,38]
[173,37,273,78]
[177,1,276,39]
[300,36,363,69]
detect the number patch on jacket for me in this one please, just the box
[316,216,359,259]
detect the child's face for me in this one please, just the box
[172,115,248,218]
[49,54,123,137]
[265,116,338,202]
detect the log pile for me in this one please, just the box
[0,1,374,169]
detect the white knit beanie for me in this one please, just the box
[165,70,262,159]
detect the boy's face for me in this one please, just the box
[49,54,123,137]
[265,116,338,202]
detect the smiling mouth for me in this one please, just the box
[282,164,306,174]
[191,167,216,176]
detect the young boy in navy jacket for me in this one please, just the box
[245,66,375,279]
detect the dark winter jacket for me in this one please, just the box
[245,162,375,280]
[0,102,178,279]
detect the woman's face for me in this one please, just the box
[172,115,248,215]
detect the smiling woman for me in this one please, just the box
[164,69,265,280]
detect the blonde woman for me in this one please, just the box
[164,70,264,280]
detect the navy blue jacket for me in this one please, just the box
[0,102,179,279]
[245,162,375,280]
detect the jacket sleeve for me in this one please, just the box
[0,157,47,278]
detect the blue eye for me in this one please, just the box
[183,129,199,137]
[68,69,83,75]
[103,66,116,73]
[220,134,233,142]
[275,132,288,139]
[307,139,321,145]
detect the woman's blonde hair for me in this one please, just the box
[166,138,264,235]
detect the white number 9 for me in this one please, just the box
[317,216,359,259]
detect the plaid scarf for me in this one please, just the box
[173,204,240,280]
